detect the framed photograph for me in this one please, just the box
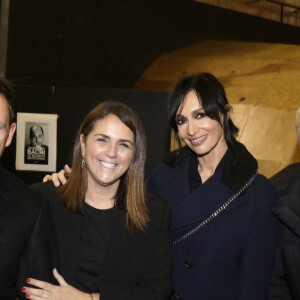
[16,113,58,172]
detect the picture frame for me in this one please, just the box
[16,113,58,172]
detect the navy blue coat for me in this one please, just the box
[147,142,278,300]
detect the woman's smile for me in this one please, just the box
[99,160,117,169]
[188,134,208,146]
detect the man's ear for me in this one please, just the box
[5,122,16,148]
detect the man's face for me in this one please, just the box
[0,94,16,157]
[30,126,44,146]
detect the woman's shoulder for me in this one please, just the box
[147,150,192,184]
[147,193,171,210]
[147,163,174,186]
[248,174,278,206]
[254,174,277,191]
[146,193,172,218]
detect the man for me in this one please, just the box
[0,79,16,156]
[269,107,300,300]
[0,78,56,299]
[25,124,49,164]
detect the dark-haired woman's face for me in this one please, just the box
[176,91,227,158]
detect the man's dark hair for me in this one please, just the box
[0,77,15,124]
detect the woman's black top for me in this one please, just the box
[76,202,117,292]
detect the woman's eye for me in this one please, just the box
[176,118,186,126]
[196,113,206,119]
[97,138,107,142]
[120,143,130,148]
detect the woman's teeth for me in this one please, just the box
[100,161,117,168]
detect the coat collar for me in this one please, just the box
[272,165,300,238]
[171,169,236,230]
[164,140,258,193]
[168,141,258,230]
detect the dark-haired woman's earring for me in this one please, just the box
[81,157,86,169]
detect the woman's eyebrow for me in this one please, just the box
[94,133,109,138]
[94,133,133,145]
[119,139,133,145]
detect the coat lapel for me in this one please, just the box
[171,170,234,230]
[166,142,258,231]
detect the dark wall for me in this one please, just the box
[6,0,300,89]
[1,87,170,184]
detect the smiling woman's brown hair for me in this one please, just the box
[59,101,148,232]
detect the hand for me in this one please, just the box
[22,268,93,300]
[43,164,72,187]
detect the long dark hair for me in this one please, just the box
[169,72,239,151]
[59,101,149,232]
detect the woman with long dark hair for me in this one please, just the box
[147,73,278,300]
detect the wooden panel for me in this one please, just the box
[230,104,253,136]
[238,106,299,161]
[257,60,300,109]
[135,40,300,177]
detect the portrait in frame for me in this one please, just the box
[16,113,58,172]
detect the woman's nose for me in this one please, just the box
[187,121,198,136]
[105,143,117,158]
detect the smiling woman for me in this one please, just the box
[147,72,279,300]
[175,90,228,182]
[59,101,148,232]
[25,101,172,300]
[80,114,134,209]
